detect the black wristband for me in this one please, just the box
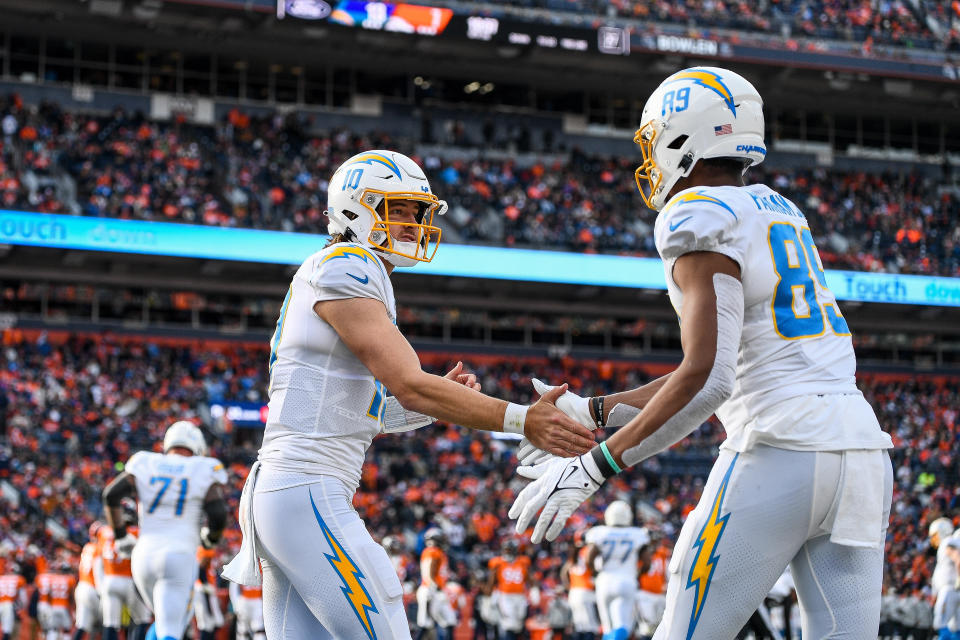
[590,445,619,479]
[591,396,605,428]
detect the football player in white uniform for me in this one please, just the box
[929,518,960,637]
[510,66,894,639]
[221,150,593,640]
[585,501,650,640]
[102,421,228,640]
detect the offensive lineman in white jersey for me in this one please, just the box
[510,67,894,638]
[102,421,228,640]
[221,150,594,640]
[928,518,960,637]
[585,501,650,640]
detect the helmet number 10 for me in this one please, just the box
[660,87,690,116]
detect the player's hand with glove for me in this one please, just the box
[509,451,608,543]
[113,532,137,557]
[517,379,597,466]
[520,384,595,457]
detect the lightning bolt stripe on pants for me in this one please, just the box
[309,488,380,640]
[684,452,739,640]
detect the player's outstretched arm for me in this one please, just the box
[510,251,743,542]
[200,483,228,549]
[315,297,595,457]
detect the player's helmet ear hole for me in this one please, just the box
[343,210,359,221]
[667,135,689,150]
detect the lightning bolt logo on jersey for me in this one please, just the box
[310,489,379,640]
[685,454,737,638]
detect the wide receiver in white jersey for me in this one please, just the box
[585,501,650,640]
[221,149,593,640]
[510,66,894,639]
[102,420,228,640]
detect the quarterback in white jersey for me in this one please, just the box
[585,501,650,640]
[510,66,893,639]
[221,150,593,640]
[103,421,228,640]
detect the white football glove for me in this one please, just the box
[509,452,605,543]
[517,379,596,466]
[200,526,219,550]
[113,533,137,558]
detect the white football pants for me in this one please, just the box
[131,545,197,640]
[73,581,101,632]
[654,445,892,640]
[102,575,152,627]
[596,573,637,636]
[252,472,410,640]
[568,587,599,633]
[235,596,265,640]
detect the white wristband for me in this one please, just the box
[502,402,528,435]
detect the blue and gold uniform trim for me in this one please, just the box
[685,452,739,639]
[310,489,379,640]
[666,68,737,117]
[343,152,403,179]
[663,190,738,221]
[319,244,386,278]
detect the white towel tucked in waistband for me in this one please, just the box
[829,450,887,549]
[222,460,262,586]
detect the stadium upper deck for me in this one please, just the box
[1,94,958,277]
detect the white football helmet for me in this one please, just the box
[326,150,448,267]
[634,66,766,211]
[604,500,633,527]
[163,420,207,456]
[929,517,954,545]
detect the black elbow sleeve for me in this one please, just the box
[204,498,228,534]
[103,475,132,507]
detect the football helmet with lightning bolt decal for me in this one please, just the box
[634,67,766,211]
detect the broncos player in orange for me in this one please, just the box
[487,540,532,640]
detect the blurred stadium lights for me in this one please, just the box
[89,0,122,15]
[131,0,163,20]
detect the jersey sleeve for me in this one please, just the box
[207,457,228,485]
[633,528,651,548]
[124,451,149,478]
[306,245,390,306]
[584,527,601,545]
[655,188,747,270]
[488,557,501,571]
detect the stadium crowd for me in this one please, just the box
[0,328,955,636]
[1,94,957,277]
[472,0,960,51]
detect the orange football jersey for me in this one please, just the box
[489,555,530,595]
[420,546,449,589]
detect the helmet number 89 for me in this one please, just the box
[660,87,690,116]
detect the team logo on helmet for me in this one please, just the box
[665,68,737,117]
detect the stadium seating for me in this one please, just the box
[2,94,957,276]
[459,0,960,50]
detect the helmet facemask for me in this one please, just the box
[359,190,446,266]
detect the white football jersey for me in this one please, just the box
[932,537,960,592]
[585,525,649,580]
[258,242,397,491]
[654,184,893,453]
[125,451,227,552]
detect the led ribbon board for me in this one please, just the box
[2,210,959,307]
